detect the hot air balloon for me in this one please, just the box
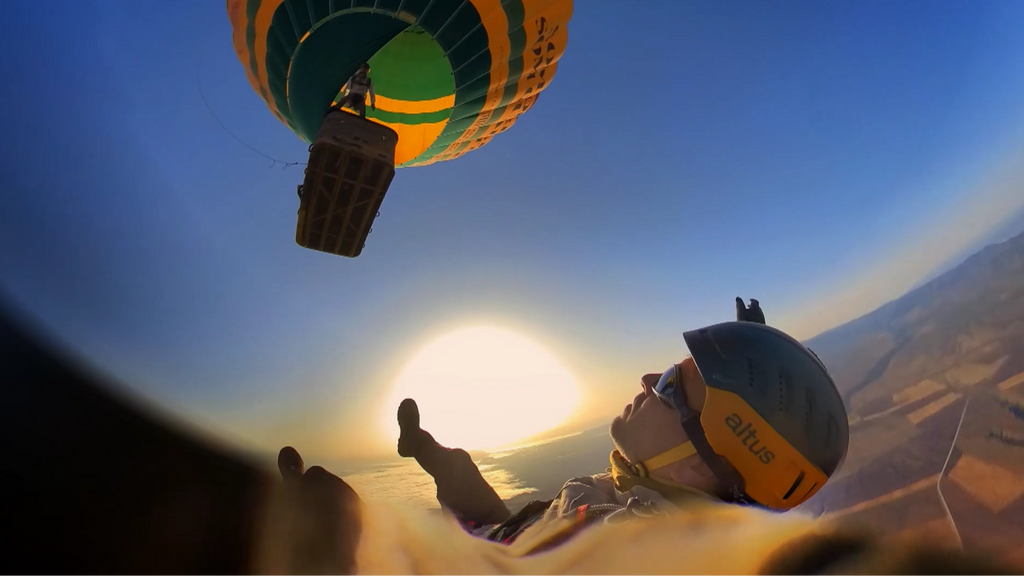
[228,0,573,257]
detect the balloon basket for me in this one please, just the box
[295,110,399,258]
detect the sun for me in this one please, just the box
[381,326,581,451]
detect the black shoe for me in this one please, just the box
[278,446,305,485]
[397,398,423,458]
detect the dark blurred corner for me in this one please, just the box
[0,292,270,574]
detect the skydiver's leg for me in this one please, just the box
[340,94,360,116]
[344,94,365,118]
[398,399,511,526]
[277,446,364,573]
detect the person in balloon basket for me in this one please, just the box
[337,63,376,118]
[311,297,850,545]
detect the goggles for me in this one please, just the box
[653,363,695,419]
[632,363,699,476]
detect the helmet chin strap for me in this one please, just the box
[636,441,697,477]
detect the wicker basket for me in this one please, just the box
[295,110,399,257]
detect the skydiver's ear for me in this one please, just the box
[667,455,717,489]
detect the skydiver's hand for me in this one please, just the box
[736,297,766,324]
[275,446,362,574]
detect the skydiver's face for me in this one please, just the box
[610,357,707,468]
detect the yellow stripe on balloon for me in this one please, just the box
[505,0,571,121]
[435,0,510,159]
[227,0,263,106]
[253,0,287,120]
[368,118,449,166]
[373,94,456,115]
[433,0,572,164]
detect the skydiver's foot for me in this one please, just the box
[275,446,363,574]
[397,398,427,458]
[398,398,420,429]
[278,446,305,485]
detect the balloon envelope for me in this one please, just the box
[228,0,573,167]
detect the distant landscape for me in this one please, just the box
[796,227,1024,567]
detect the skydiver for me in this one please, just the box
[286,297,855,544]
[337,63,376,119]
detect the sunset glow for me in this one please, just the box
[381,326,581,451]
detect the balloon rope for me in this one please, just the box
[196,65,307,170]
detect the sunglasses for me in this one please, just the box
[653,364,695,419]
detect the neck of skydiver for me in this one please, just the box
[609,449,719,504]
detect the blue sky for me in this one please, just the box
[3,0,1024,458]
